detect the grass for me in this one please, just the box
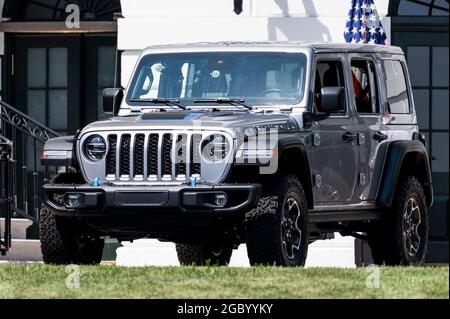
[0,265,448,299]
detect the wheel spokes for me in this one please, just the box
[281,197,302,260]
[403,197,422,257]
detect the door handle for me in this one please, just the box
[343,132,358,143]
[373,131,388,143]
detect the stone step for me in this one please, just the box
[0,238,119,262]
[0,239,42,261]
[0,218,33,239]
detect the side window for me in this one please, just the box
[382,60,411,114]
[314,61,346,113]
[351,60,379,114]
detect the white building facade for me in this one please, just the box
[117,0,391,86]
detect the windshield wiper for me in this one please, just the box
[129,98,189,110]
[193,98,253,110]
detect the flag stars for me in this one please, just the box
[369,14,378,23]
[344,0,387,45]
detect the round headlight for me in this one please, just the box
[84,135,106,161]
[200,134,230,163]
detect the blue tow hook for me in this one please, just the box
[190,177,197,187]
[92,177,100,187]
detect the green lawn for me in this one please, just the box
[0,265,448,299]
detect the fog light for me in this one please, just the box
[214,193,228,208]
[64,193,82,208]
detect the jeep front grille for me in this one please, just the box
[105,132,202,183]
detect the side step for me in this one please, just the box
[309,210,381,223]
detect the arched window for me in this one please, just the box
[4,0,121,21]
[390,0,449,16]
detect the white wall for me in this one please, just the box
[118,0,391,85]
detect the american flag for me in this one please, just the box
[344,0,387,45]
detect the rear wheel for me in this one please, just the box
[176,242,233,266]
[368,176,428,265]
[39,205,104,265]
[245,175,309,266]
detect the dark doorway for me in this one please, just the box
[393,30,449,263]
[14,34,118,135]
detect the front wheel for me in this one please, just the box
[245,175,309,266]
[39,205,104,265]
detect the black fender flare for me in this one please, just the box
[277,136,314,209]
[377,140,433,208]
[41,135,77,167]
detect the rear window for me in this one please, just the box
[382,60,411,114]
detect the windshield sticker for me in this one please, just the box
[153,63,165,73]
[211,70,221,78]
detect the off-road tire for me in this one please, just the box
[176,242,233,266]
[40,205,104,264]
[368,176,429,266]
[245,175,309,266]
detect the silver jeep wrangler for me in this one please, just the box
[40,42,433,266]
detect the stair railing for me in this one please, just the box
[0,100,63,253]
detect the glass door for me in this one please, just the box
[14,35,81,135]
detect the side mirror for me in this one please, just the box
[318,87,345,113]
[102,88,123,115]
[302,111,330,127]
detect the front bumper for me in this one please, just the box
[43,182,261,216]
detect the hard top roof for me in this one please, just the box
[140,41,404,55]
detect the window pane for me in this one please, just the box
[27,90,46,124]
[432,0,449,16]
[27,48,46,88]
[398,0,449,16]
[432,133,449,172]
[407,47,429,87]
[128,52,307,106]
[48,90,67,131]
[413,89,429,130]
[98,46,116,88]
[315,61,346,113]
[383,60,410,114]
[398,1,429,15]
[432,90,449,130]
[351,60,378,114]
[432,47,449,87]
[49,48,68,87]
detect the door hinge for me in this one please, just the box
[313,174,322,188]
[357,133,365,146]
[312,133,321,146]
[359,172,367,186]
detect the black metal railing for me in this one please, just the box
[0,135,12,254]
[0,100,62,253]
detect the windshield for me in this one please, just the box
[126,51,307,107]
